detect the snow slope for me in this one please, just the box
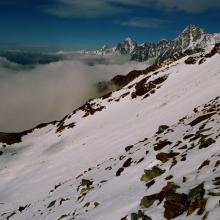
[0,45,220,220]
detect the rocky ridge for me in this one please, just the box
[83,24,220,62]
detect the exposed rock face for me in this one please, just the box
[156,125,170,134]
[140,182,207,220]
[140,166,165,182]
[115,37,137,55]
[131,25,220,62]
[0,121,58,145]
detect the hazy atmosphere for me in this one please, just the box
[0,55,148,132]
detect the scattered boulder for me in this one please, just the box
[47,200,56,209]
[198,58,206,65]
[6,211,16,220]
[83,201,99,208]
[77,102,105,118]
[187,183,206,215]
[81,179,93,188]
[146,180,155,188]
[185,56,198,64]
[59,198,70,205]
[54,183,62,190]
[156,125,170,134]
[156,152,179,163]
[121,210,152,220]
[140,194,162,208]
[199,138,216,149]
[162,182,180,194]
[214,160,220,167]
[164,193,188,219]
[123,158,133,167]
[77,179,94,201]
[198,160,210,170]
[183,134,194,140]
[18,205,29,212]
[131,76,167,99]
[165,175,173,180]
[116,168,124,176]
[125,145,134,152]
[189,112,216,126]
[205,43,220,58]
[154,140,172,151]
[178,145,187,150]
[140,166,165,182]
[140,182,207,219]
[56,122,75,133]
[130,210,152,220]
[57,214,68,220]
[136,157,144,164]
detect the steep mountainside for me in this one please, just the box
[0,44,220,220]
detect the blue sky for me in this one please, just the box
[0,0,220,50]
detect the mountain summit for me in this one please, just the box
[95,24,220,62]
[115,37,137,55]
[180,24,205,36]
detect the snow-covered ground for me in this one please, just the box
[0,47,220,220]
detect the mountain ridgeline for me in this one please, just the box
[86,24,220,62]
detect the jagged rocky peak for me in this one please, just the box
[175,24,206,50]
[115,24,219,61]
[124,37,136,45]
[100,44,108,51]
[116,37,137,55]
[181,24,205,36]
[158,38,168,44]
[83,24,220,62]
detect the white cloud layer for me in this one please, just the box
[0,55,148,132]
[154,0,220,13]
[118,17,172,28]
[43,0,128,18]
[43,0,220,18]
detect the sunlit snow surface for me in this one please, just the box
[0,51,220,220]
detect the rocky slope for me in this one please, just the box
[0,44,220,220]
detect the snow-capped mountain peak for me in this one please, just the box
[100,44,108,51]
[84,25,220,62]
[180,24,205,36]
[174,24,207,51]
[115,37,137,55]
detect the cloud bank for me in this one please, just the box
[0,54,148,132]
[118,17,172,28]
[43,0,220,18]
[43,0,128,18]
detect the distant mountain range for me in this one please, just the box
[1,25,219,66]
[81,24,220,62]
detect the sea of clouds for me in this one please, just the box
[0,54,149,132]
